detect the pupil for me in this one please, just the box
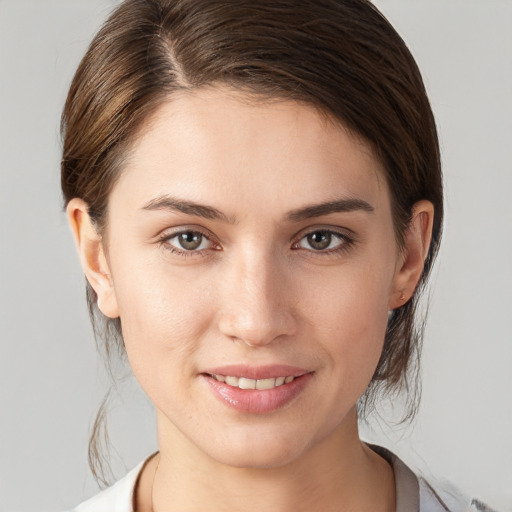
[308,231,331,250]
[179,232,202,250]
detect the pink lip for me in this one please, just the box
[201,365,313,414]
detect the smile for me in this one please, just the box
[203,368,313,414]
[211,374,296,390]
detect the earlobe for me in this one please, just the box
[390,200,434,310]
[66,198,120,319]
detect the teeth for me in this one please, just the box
[213,374,296,390]
[256,378,276,390]
[225,376,239,387]
[275,376,285,386]
[238,377,256,390]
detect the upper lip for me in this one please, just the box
[202,364,311,380]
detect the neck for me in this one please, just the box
[137,408,395,512]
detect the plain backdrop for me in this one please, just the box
[0,1,511,511]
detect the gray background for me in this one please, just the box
[0,1,511,511]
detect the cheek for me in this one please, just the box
[302,261,393,390]
[109,252,215,396]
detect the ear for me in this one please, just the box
[389,200,435,310]
[66,198,120,318]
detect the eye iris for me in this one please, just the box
[307,231,331,250]
[178,232,202,250]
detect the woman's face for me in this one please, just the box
[87,87,416,468]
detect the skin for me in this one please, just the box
[68,86,434,512]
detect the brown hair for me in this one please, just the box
[61,0,442,485]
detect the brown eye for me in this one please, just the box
[178,232,203,250]
[296,230,347,252]
[306,231,332,250]
[168,231,211,251]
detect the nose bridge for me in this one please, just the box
[217,244,296,346]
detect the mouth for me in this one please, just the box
[208,374,297,390]
[201,365,313,414]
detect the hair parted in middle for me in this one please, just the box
[61,0,442,484]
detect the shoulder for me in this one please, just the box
[369,444,498,512]
[65,459,146,512]
[419,477,500,512]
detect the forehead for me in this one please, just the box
[113,86,390,217]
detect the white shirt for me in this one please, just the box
[68,446,486,512]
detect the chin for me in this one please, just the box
[189,423,310,470]
[210,443,304,470]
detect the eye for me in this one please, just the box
[166,230,213,251]
[296,230,347,251]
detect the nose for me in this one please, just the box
[217,248,297,347]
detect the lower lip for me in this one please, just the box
[202,373,313,414]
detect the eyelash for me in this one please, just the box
[157,229,219,259]
[157,228,354,258]
[292,229,354,256]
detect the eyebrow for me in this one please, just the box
[141,195,374,223]
[141,195,235,223]
[285,198,374,222]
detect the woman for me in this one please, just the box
[61,0,466,510]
